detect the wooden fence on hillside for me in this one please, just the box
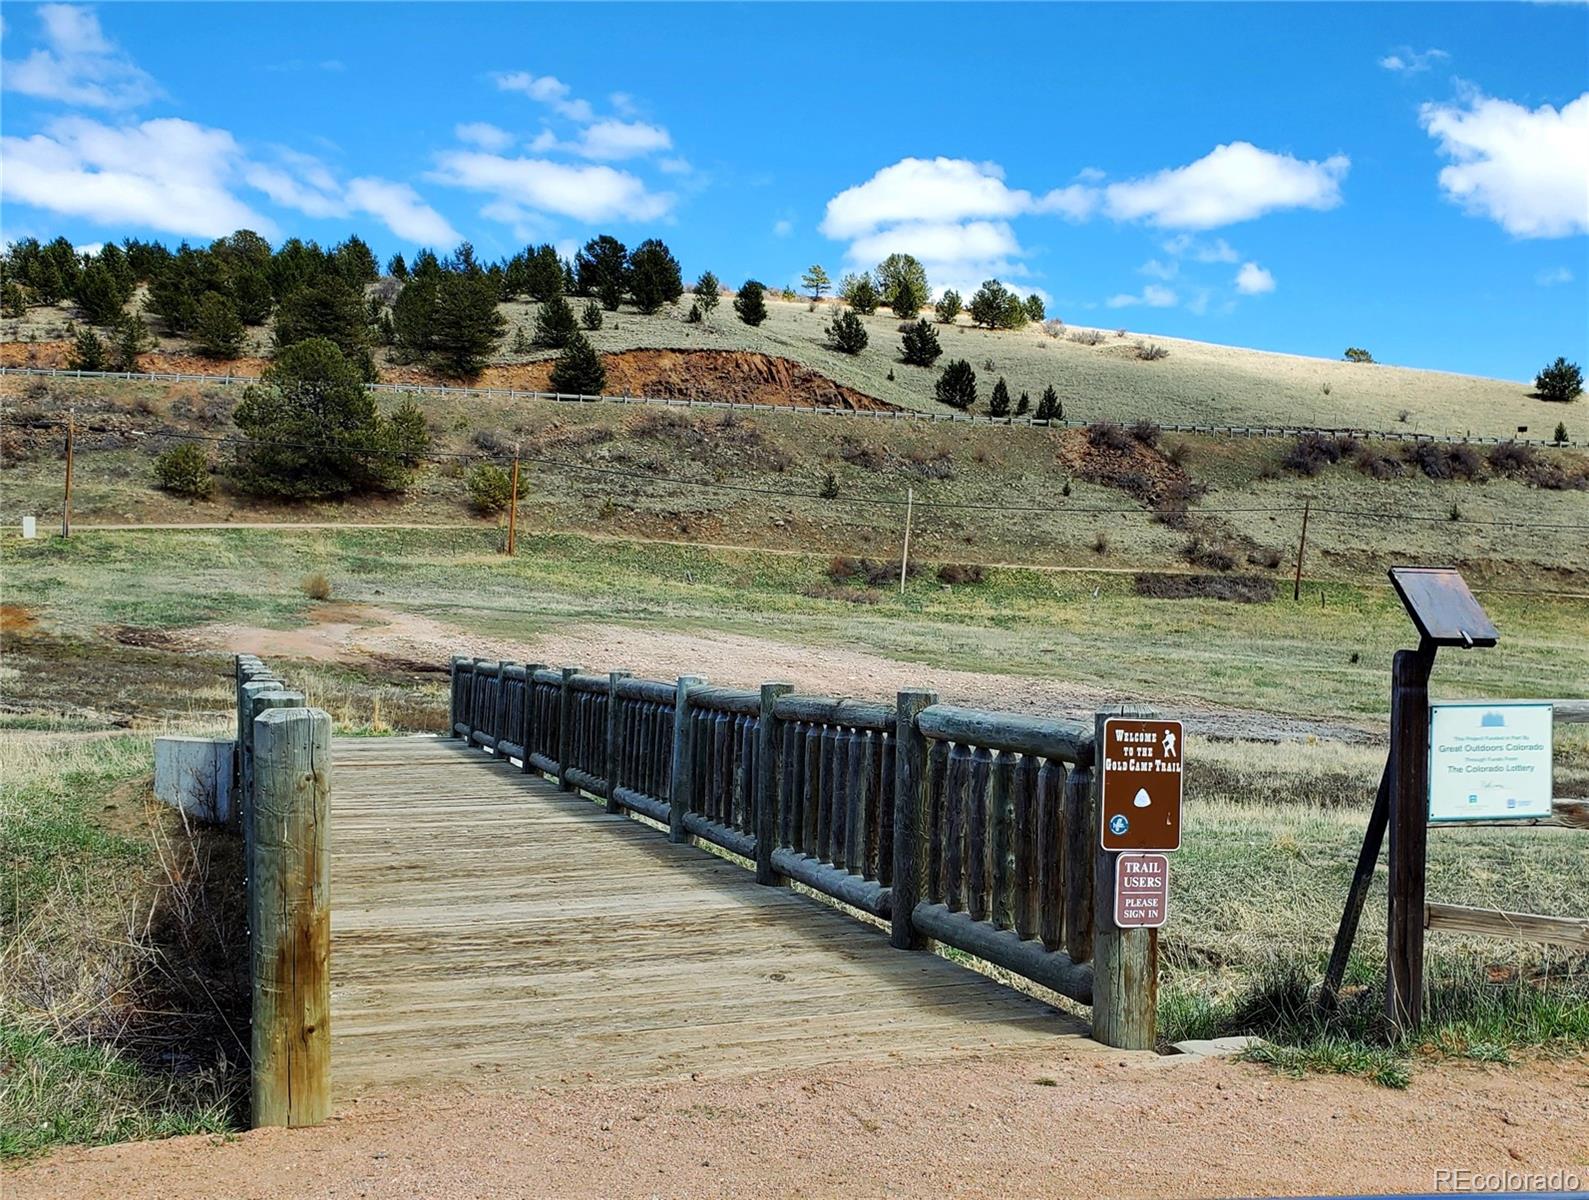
[5,365,1580,447]
[449,658,1153,1047]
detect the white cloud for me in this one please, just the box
[455,122,515,152]
[1419,90,1589,238]
[1536,266,1575,287]
[842,219,1030,299]
[772,218,793,238]
[1235,261,1276,294]
[428,150,674,223]
[1162,234,1240,262]
[1379,47,1448,74]
[1106,284,1178,309]
[345,177,459,245]
[821,157,1036,239]
[244,159,343,218]
[73,241,105,257]
[657,156,692,176]
[2,3,158,109]
[531,118,672,162]
[1139,258,1179,280]
[494,71,593,122]
[0,116,274,237]
[1104,142,1349,229]
[609,92,639,118]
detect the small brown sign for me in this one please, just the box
[1100,717,1183,851]
[1115,853,1169,928]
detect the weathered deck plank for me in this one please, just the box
[330,736,1094,1095]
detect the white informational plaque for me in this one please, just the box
[1428,702,1553,822]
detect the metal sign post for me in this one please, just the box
[1320,566,1499,1030]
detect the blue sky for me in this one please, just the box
[2,2,1585,381]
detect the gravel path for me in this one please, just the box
[11,1050,1584,1199]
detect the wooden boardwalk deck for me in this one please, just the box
[330,736,1093,1096]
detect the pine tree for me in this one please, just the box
[194,291,246,358]
[935,289,962,324]
[1535,357,1583,403]
[575,235,628,307]
[391,276,437,362]
[1001,293,1029,329]
[388,253,408,279]
[900,319,942,367]
[801,265,831,301]
[274,275,374,379]
[550,331,607,395]
[1553,421,1569,445]
[524,244,565,300]
[890,275,926,319]
[429,270,506,378]
[72,261,128,324]
[535,295,579,348]
[875,254,929,313]
[827,308,868,354]
[1023,293,1046,323]
[694,271,721,318]
[968,279,1014,329]
[989,377,1012,417]
[67,326,107,371]
[1015,391,1031,416]
[843,274,880,315]
[582,300,604,331]
[1035,384,1062,422]
[934,359,977,411]
[734,280,768,326]
[628,239,684,314]
[109,313,153,372]
[232,338,412,498]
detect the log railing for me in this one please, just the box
[447,658,1154,1048]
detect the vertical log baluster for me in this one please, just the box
[1063,763,1092,963]
[1012,754,1037,937]
[967,746,993,922]
[989,750,1015,930]
[943,743,971,912]
[1037,758,1065,950]
[926,739,949,905]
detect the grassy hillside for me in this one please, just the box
[3,374,1586,588]
[5,293,1581,440]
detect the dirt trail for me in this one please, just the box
[176,602,1376,743]
[10,1051,1585,1199]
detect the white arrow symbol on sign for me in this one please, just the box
[1133,788,1152,808]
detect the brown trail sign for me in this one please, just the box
[1114,853,1169,928]
[1100,717,1183,852]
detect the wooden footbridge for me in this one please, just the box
[234,656,1157,1126]
[330,736,1092,1095]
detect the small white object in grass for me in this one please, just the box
[21,515,36,538]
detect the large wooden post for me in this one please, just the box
[240,687,305,869]
[557,665,578,791]
[669,675,705,843]
[754,681,794,884]
[1386,644,1435,1031]
[605,670,632,813]
[890,689,937,950]
[250,707,331,1128]
[1091,708,1159,1051]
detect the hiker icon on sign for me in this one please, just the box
[1109,814,1129,836]
[1162,730,1177,757]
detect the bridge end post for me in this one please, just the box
[1089,708,1159,1051]
[448,657,469,738]
[754,681,794,885]
[669,676,705,843]
[250,706,332,1128]
[890,689,937,950]
[605,670,632,813]
[557,666,579,790]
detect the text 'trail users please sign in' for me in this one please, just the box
[1100,718,1184,851]
[1428,702,1553,822]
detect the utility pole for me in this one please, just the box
[61,408,75,539]
[1292,499,1310,602]
[506,443,521,556]
[899,487,914,594]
